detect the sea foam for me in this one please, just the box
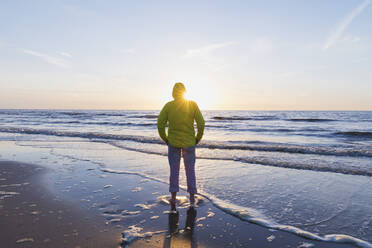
[101,168,372,248]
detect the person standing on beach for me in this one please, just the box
[157,82,205,209]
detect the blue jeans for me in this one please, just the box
[168,144,197,194]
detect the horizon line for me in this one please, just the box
[0,108,371,112]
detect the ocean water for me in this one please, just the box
[1,110,372,246]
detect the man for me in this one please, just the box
[157,82,205,209]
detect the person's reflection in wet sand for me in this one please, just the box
[163,207,198,248]
[184,207,197,247]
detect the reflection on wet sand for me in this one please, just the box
[163,207,198,248]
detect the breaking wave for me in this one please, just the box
[335,131,372,139]
[1,126,371,159]
[288,118,335,122]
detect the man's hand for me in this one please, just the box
[195,138,200,145]
[165,140,169,145]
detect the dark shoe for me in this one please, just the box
[169,199,176,211]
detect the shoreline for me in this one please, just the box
[0,159,355,248]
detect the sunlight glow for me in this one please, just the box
[184,83,217,110]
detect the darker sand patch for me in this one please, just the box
[0,161,121,248]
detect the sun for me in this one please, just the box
[184,83,217,110]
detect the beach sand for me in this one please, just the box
[0,161,121,248]
[0,159,354,248]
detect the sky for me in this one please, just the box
[0,0,371,110]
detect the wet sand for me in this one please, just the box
[0,159,355,248]
[0,161,121,248]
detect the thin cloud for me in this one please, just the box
[184,42,234,58]
[59,52,72,57]
[323,0,370,50]
[23,50,69,67]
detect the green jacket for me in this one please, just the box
[157,86,205,148]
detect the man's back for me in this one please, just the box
[157,83,204,148]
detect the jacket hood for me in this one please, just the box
[172,82,186,99]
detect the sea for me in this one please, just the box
[0,110,372,247]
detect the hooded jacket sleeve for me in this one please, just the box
[194,103,205,141]
[157,104,168,143]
